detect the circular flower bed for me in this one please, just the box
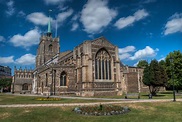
[73,104,130,116]
[35,97,61,101]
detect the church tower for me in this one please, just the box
[36,11,60,68]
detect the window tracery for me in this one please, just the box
[95,49,111,80]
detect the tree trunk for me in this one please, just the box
[176,87,178,93]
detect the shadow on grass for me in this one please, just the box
[141,94,165,97]
[159,92,173,94]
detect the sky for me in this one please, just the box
[0,0,182,74]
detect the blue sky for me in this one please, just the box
[0,0,182,74]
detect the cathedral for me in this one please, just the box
[11,17,148,96]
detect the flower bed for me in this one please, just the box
[73,104,130,116]
[35,97,61,101]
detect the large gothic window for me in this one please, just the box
[60,71,67,86]
[22,83,28,90]
[95,49,111,80]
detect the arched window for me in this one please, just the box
[95,49,111,80]
[49,44,53,51]
[60,71,67,86]
[22,83,28,90]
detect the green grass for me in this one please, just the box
[0,102,182,122]
[0,94,110,105]
[1,91,181,105]
[91,91,182,99]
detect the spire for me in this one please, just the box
[47,9,52,37]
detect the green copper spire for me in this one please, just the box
[47,10,52,34]
[48,18,51,33]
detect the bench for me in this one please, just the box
[125,93,140,99]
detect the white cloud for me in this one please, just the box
[158,57,165,62]
[114,9,148,29]
[27,12,49,26]
[0,56,14,64]
[0,54,35,65]
[18,11,26,17]
[141,0,156,4]
[133,61,139,67]
[43,0,67,5]
[26,9,73,31]
[119,46,135,54]
[129,46,158,60]
[5,0,15,16]
[9,28,41,49]
[164,13,182,35]
[26,9,73,27]
[80,0,117,34]
[119,46,135,60]
[134,9,149,20]
[119,53,132,60]
[71,23,79,31]
[0,36,5,42]
[56,9,73,23]
[15,54,35,65]
[71,14,79,21]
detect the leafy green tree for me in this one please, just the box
[165,50,182,92]
[137,60,148,68]
[159,60,166,70]
[159,62,168,87]
[0,78,12,92]
[143,59,167,96]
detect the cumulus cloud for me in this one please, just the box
[9,28,41,49]
[5,0,15,16]
[0,56,14,64]
[71,23,79,31]
[119,46,135,60]
[158,57,165,62]
[164,13,182,35]
[133,61,139,67]
[141,0,156,4]
[119,46,135,54]
[0,54,35,65]
[119,53,132,60]
[43,0,67,5]
[71,14,79,21]
[27,12,50,26]
[114,9,148,29]
[17,11,26,17]
[129,46,158,60]
[27,9,73,28]
[15,54,35,65]
[56,9,73,23]
[80,0,117,34]
[0,36,5,42]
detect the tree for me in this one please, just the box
[0,78,12,92]
[165,50,182,92]
[159,60,166,70]
[143,59,167,96]
[137,60,148,68]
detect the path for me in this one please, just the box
[1,99,182,108]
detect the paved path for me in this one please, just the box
[1,99,182,108]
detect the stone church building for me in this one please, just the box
[11,17,148,96]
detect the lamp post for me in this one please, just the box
[169,56,176,102]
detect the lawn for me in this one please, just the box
[0,102,182,122]
[0,91,182,105]
[0,93,110,105]
[92,91,182,99]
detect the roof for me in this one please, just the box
[59,51,72,59]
